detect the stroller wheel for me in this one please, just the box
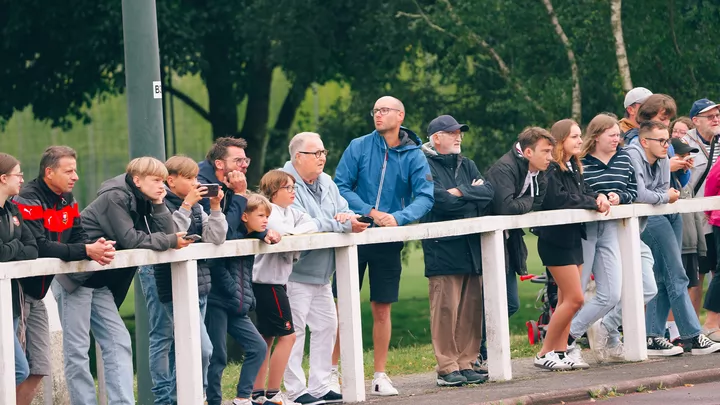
[527,320,541,345]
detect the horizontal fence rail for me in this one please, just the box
[2,197,720,404]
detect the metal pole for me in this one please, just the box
[121,0,165,404]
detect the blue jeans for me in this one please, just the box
[139,266,214,405]
[14,316,29,385]
[602,240,658,346]
[479,270,519,359]
[642,214,701,339]
[570,221,622,339]
[51,280,134,405]
[205,305,267,405]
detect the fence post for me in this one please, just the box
[0,279,15,404]
[616,217,647,361]
[171,260,204,404]
[481,230,513,381]
[334,245,365,402]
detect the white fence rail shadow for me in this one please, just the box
[2,197,720,404]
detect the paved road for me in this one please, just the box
[570,380,720,404]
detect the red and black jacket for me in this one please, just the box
[13,178,89,299]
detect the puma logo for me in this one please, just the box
[23,208,31,214]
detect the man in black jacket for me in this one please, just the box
[476,127,553,370]
[13,146,116,404]
[420,115,494,387]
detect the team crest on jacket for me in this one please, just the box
[61,211,69,225]
[285,321,292,330]
[12,216,20,227]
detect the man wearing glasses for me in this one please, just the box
[683,99,720,342]
[334,96,434,396]
[627,121,720,356]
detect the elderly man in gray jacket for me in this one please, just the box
[281,132,369,405]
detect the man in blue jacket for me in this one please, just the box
[334,96,434,396]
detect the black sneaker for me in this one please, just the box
[436,370,467,386]
[319,390,342,403]
[690,334,720,355]
[293,393,326,405]
[646,337,683,356]
[459,369,488,384]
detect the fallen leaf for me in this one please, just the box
[685,384,694,387]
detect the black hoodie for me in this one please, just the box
[0,201,39,317]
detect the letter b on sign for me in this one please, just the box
[153,81,162,99]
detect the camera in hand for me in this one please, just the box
[200,184,220,198]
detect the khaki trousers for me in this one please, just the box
[429,274,484,375]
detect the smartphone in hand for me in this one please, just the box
[200,184,220,198]
[357,216,374,224]
[183,234,202,242]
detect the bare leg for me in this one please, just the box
[539,265,584,357]
[253,336,274,391]
[371,302,392,372]
[16,375,43,405]
[266,334,296,391]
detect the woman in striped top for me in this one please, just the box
[567,114,639,364]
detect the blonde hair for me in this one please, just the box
[165,155,199,178]
[550,119,582,174]
[126,157,169,179]
[245,193,272,216]
[259,170,295,201]
[581,114,620,156]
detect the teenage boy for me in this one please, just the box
[138,155,228,404]
[626,121,720,356]
[13,146,116,405]
[205,194,277,405]
[52,157,191,405]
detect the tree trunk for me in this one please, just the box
[263,79,310,172]
[203,33,238,139]
[611,0,632,92]
[239,59,273,187]
[542,0,581,123]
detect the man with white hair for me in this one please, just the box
[620,87,653,134]
[282,132,369,404]
[420,115,494,386]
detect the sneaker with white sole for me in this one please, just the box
[265,392,299,405]
[371,373,399,396]
[562,345,590,369]
[690,334,720,355]
[293,393,325,405]
[233,399,253,405]
[473,354,489,375]
[600,342,625,362]
[585,319,605,352]
[534,351,571,371]
[329,368,341,394]
[646,337,683,356]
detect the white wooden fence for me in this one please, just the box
[2,197,720,404]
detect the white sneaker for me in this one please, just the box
[563,345,590,369]
[370,373,399,396]
[232,399,253,405]
[601,342,626,362]
[534,351,571,371]
[329,368,342,393]
[265,392,299,405]
[586,320,605,352]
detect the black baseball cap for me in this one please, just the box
[427,115,469,136]
[670,138,699,155]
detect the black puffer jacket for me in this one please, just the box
[420,145,494,277]
[485,145,548,275]
[197,160,263,315]
[533,160,598,247]
[1,202,39,317]
[154,190,212,303]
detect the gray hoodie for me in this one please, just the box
[625,143,670,205]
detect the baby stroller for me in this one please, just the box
[523,269,558,345]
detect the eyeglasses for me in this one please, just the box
[279,184,297,193]
[698,113,720,122]
[645,137,670,146]
[671,129,688,136]
[439,131,464,140]
[370,107,401,117]
[228,157,251,166]
[298,150,329,159]
[5,172,23,178]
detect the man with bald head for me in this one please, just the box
[334,96,434,395]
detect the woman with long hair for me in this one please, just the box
[0,153,38,393]
[567,114,639,363]
[533,120,610,371]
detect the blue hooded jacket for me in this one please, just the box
[334,127,434,226]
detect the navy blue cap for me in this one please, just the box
[427,115,469,136]
[690,99,720,119]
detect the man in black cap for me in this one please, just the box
[420,115,494,386]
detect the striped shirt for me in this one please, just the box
[582,148,638,204]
